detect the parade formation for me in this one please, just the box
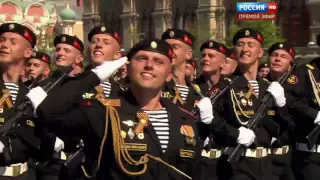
[0,20,319,180]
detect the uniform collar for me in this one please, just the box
[120,89,190,119]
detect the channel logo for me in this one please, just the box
[237,2,278,13]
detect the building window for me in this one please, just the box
[33,16,41,23]
[5,15,14,21]
[27,6,45,16]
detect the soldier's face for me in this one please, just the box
[165,39,191,67]
[221,58,237,76]
[128,50,171,90]
[185,64,195,78]
[25,58,50,80]
[0,32,33,63]
[258,67,270,78]
[201,49,225,74]
[235,38,263,66]
[55,44,82,67]
[89,34,121,66]
[269,50,292,74]
[118,64,127,79]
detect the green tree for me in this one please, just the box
[186,24,216,58]
[225,20,286,48]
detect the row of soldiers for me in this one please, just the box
[0,21,319,180]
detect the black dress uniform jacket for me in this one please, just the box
[35,71,201,180]
[207,73,291,179]
[162,79,202,112]
[0,77,41,165]
[286,59,320,180]
[265,74,296,180]
[286,60,320,143]
[194,75,230,97]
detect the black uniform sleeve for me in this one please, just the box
[286,67,319,121]
[209,90,240,141]
[37,107,90,136]
[0,119,41,165]
[37,71,100,115]
[275,103,295,132]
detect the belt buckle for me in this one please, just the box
[209,150,216,159]
[12,165,21,177]
[282,146,286,154]
[256,148,262,158]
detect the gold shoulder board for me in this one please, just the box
[192,84,201,93]
[306,64,315,70]
[263,78,270,83]
[224,78,231,82]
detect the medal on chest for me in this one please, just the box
[180,125,196,146]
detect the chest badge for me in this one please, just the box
[135,112,149,135]
[0,89,13,110]
[172,88,185,105]
[122,120,138,127]
[180,125,196,146]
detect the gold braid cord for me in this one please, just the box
[308,70,320,107]
[82,88,192,179]
[0,89,13,109]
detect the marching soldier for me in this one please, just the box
[258,63,270,78]
[286,35,320,180]
[186,59,197,82]
[24,51,51,86]
[0,22,39,179]
[206,28,290,180]
[85,25,126,94]
[32,34,85,180]
[193,40,229,180]
[27,39,202,179]
[194,40,229,96]
[221,48,238,77]
[54,34,84,77]
[161,29,203,112]
[116,64,130,89]
[265,42,296,180]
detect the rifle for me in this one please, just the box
[27,74,43,89]
[0,66,73,135]
[59,140,85,178]
[227,58,299,162]
[191,76,239,116]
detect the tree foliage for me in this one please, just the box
[225,20,286,48]
[186,24,216,58]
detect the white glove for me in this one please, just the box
[266,82,286,107]
[26,87,47,110]
[196,97,213,124]
[91,57,128,82]
[54,137,65,152]
[203,137,210,147]
[314,111,320,125]
[271,137,277,144]
[0,141,4,153]
[237,127,256,147]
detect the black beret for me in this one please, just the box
[233,28,264,45]
[0,23,37,48]
[127,39,173,61]
[88,25,121,44]
[54,34,84,53]
[187,59,197,69]
[227,48,237,60]
[200,40,228,56]
[29,51,51,65]
[258,63,269,70]
[161,28,195,47]
[268,42,295,58]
